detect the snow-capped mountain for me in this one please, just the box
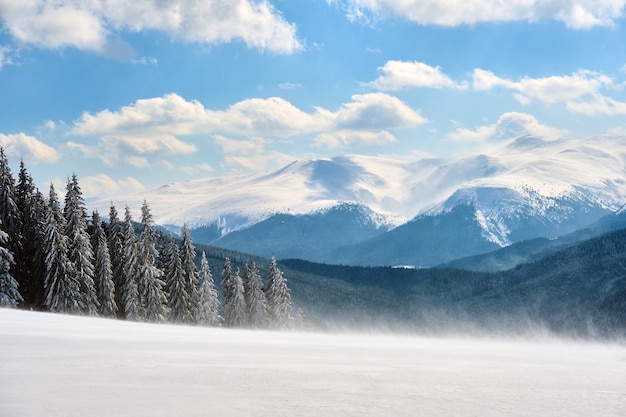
[89,135,626,265]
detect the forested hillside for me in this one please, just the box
[282,228,626,337]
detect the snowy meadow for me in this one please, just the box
[1,308,625,417]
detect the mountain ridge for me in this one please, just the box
[88,135,626,266]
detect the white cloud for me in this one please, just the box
[224,151,296,172]
[79,173,146,198]
[0,132,61,164]
[565,95,626,115]
[181,163,215,176]
[314,130,397,149]
[67,133,196,167]
[332,0,625,29]
[448,112,564,142]
[0,0,301,55]
[0,45,13,69]
[69,92,426,160]
[470,68,626,115]
[326,93,427,130]
[369,61,464,91]
[278,82,302,90]
[132,57,158,65]
[471,69,613,104]
[214,135,267,155]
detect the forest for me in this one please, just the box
[0,149,295,330]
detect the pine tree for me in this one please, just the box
[44,184,81,313]
[64,174,98,315]
[265,257,292,329]
[92,211,117,317]
[0,226,21,307]
[197,252,221,326]
[15,160,35,305]
[164,233,190,323]
[121,206,140,320]
[180,224,200,321]
[138,201,168,322]
[244,262,267,328]
[107,203,126,317]
[15,161,46,307]
[221,258,245,327]
[0,149,23,295]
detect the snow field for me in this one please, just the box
[1,308,625,417]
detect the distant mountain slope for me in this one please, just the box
[211,203,389,262]
[442,208,626,272]
[89,135,626,266]
[281,228,626,336]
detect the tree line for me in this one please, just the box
[0,149,295,329]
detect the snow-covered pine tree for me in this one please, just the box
[0,149,23,293]
[244,262,267,328]
[0,224,22,307]
[163,233,190,323]
[30,190,47,307]
[15,161,46,307]
[138,201,168,322]
[221,258,246,327]
[107,203,126,317]
[180,224,200,321]
[64,174,98,315]
[44,184,81,313]
[121,206,140,320]
[265,256,293,329]
[91,211,117,317]
[15,160,35,305]
[197,251,221,326]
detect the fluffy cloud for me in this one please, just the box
[0,0,301,55]
[67,134,196,167]
[448,112,564,142]
[326,93,427,130]
[0,132,61,164]
[69,92,426,161]
[368,61,626,116]
[213,135,267,155]
[471,69,614,105]
[332,0,625,29]
[369,61,463,91]
[79,173,146,198]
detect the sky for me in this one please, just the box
[2,0,626,198]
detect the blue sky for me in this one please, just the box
[2,0,626,198]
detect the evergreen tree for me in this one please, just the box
[164,233,190,323]
[121,206,140,320]
[221,258,245,327]
[92,211,117,317]
[64,174,98,315]
[0,226,21,307]
[15,162,46,307]
[15,160,34,305]
[138,201,168,322]
[180,224,200,321]
[0,149,22,293]
[244,262,267,328]
[197,252,221,326]
[265,257,292,328]
[107,203,126,317]
[44,184,80,313]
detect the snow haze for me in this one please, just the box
[1,309,625,417]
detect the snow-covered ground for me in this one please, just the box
[1,308,625,417]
